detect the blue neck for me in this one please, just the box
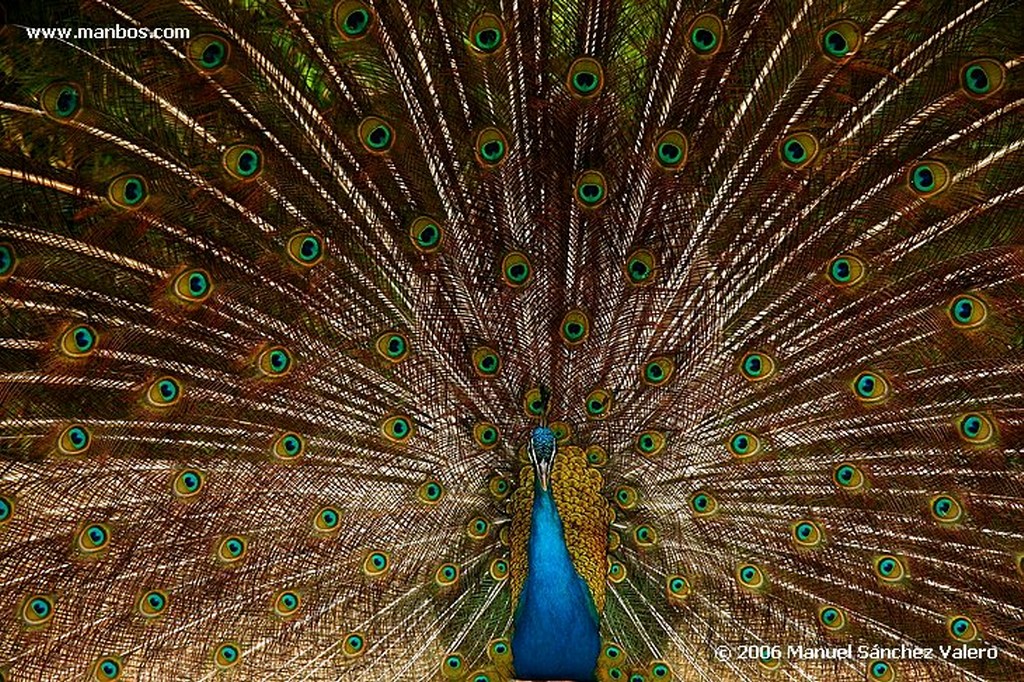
[512,483,600,681]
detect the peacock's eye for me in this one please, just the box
[41,82,83,120]
[408,216,444,253]
[614,486,638,510]
[467,516,490,539]
[827,254,865,286]
[472,345,502,376]
[654,130,688,170]
[489,558,509,580]
[852,371,889,402]
[476,127,508,167]
[436,563,460,586]
[908,161,949,196]
[930,495,963,523]
[560,309,590,346]
[223,144,263,179]
[417,479,445,504]
[376,331,410,362]
[736,562,766,589]
[635,430,666,457]
[688,14,723,55]
[947,615,978,642]
[139,589,168,617]
[819,605,846,631]
[575,170,607,208]
[381,415,414,442]
[0,243,15,278]
[60,324,98,357]
[956,412,995,444]
[363,550,390,576]
[188,35,230,70]
[342,632,366,657]
[94,656,122,680]
[820,21,862,59]
[286,232,325,266]
[642,356,675,386]
[473,422,500,449]
[689,490,717,516]
[584,388,612,419]
[469,13,505,54]
[217,535,247,563]
[779,132,819,169]
[58,424,91,455]
[258,346,293,377]
[608,559,626,582]
[215,642,241,669]
[791,520,823,548]
[108,174,149,209]
[869,660,895,681]
[273,432,306,461]
[740,351,775,381]
[960,58,1005,98]
[501,251,533,288]
[358,116,394,153]
[873,554,906,582]
[313,505,341,532]
[727,431,761,458]
[625,248,657,285]
[833,462,866,490]
[948,294,987,328]
[335,2,374,39]
[173,469,205,498]
[567,57,604,97]
[77,522,110,553]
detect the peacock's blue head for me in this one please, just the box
[528,426,556,490]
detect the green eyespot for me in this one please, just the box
[0,243,16,279]
[188,35,230,71]
[614,486,639,510]
[960,58,1005,98]
[214,642,241,669]
[650,662,672,679]
[948,294,987,329]
[575,170,607,208]
[216,535,248,564]
[873,554,907,583]
[779,132,819,169]
[642,356,675,386]
[635,430,666,457]
[171,268,212,303]
[60,324,98,357]
[313,505,341,533]
[688,13,723,55]
[489,558,509,580]
[821,21,862,59]
[287,232,325,267]
[488,638,511,661]
[561,309,590,346]
[633,524,658,547]
[654,130,688,170]
[363,550,390,576]
[908,161,950,197]
[956,412,995,445]
[40,82,82,120]
[0,495,13,527]
[501,251,532,288]
[107,174,148,209]
[947,615,978,642]
[58,424,91,455]
[409,216,444,253]
[472,345,502,377]
[467,517,490,540]
[736,562,766,590]
[827,254,866,286]
[273,432,305,461]
[689,490,717,517]
[76,522,111,554]
[727,431,761,459]
[273,590,302,618]
[740,351,775,381]
[602,643,625,664]
[791,520,824,548]
[833,463,866,491]
[92,656,122,681]
[21,595,55,627]
[819,605,847,631]
[138,589,168,618]
[567,57,604,98]
[625,248,657,285]
[358,116,394,153]
[586,445,608,467]
[223,144,263,180]
[173,469,205,499]
[608,559,627,583]
[476,127,509,167]
[146,376,182,407]
[334,1,374,40]
[435,563,460,587]
[469,13,505,54]
[930,495,963,523]
[666,575,691,604]
[342,632,366,657]
[852,371,889,403]
[257,346,293,377]
[376,331,410,363]
[585,388,612,420]
[868,659,896,682]
[523,387,549,418]
[381,415,414,443]
[488,475,510,500]
[474,422,500,449]
[418,479,445,504]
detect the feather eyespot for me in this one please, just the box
[625,248,657,285]
[873,554,907,583]
[948,294,987,328]
[58,424,91,455]
[666,575,690,604]
[633,524,658,547]
[488,639,511,661]
[908,161,949,196]
[791,520,824,548]
[138,589,168,618]
[273,590,301,618]
[334,2,374,40]
[417,479,445,504]
[381,415,414,442]
[501,251,533,288]
[0,243,16,279]
[608,559,627,583]
[550,420,572,443]
[188,35,230,71]
[76,522,111,554]
[779,132,819,169]
[827,254,865,286]
[614,486,639,510]
[586,445,608,467]
[476,127,508,167]
[59,324,98,357]
[467,517,490,540]
[408,216,444,253]
[930,495,963,523]
[948,615,978,642]
[223,144,263,180]
[313,505,341,533]
[821,21,862,59]
[358,116,394,153]
[688,14,724,55]
[642,356,675,386]
[523,387,549,418]
[91,656,122,681]
[650,662,672,679]
[488,475,510,499]
[216,535,247,564]
[257,346,293,377]
[736,563,766,590]
[635,430,666,457]
[833,463,866,491]
[469,14,504,54]
[585,388,612,419]
[40,82,82,120]
[561,309,590,346]
[960,59,1005,98]
[852,371,889,402]
[376,331,411,362]
[171,269,212,303]
[489,558,509,580]
[567,57,604,97]
[286,232,325,266]
[272,432,305,461]
[342,633,366,657]
[435,563,460,587]
[474,422,501,449]
[472,346,502,376]
[818,605,846,631]
[956,412,995,445]
[575,170,607,208]
[173,469,205,499]
[21,595,55,627]
[214,642,241,669]
[689,491,717,517]
[0,495,12,527]
[107,174,148,209]
[868,660,895,682]
[363,550,390,576]
[654,130,688,170]
[740,351,775,381]
[727,431,761,459]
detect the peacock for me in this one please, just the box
[1,0,1023,680]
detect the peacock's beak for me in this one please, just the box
[536,460,552,491]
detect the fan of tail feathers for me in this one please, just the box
[1,0,1023,680]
